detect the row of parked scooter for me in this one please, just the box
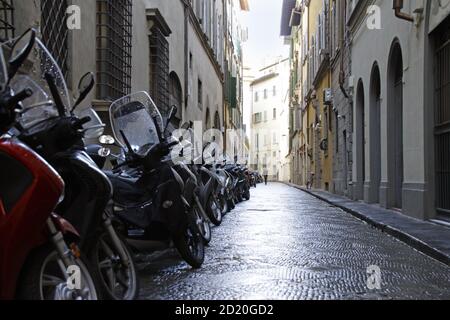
[0,29,256,300]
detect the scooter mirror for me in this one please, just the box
[99,135,115,145]
[164,105,178,134]
[168,105,178,122]
[72,72,95,112]
[181,122,190,130]
[8,28,36,80]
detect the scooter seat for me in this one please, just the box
[105,171,150,207]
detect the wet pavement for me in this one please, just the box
[138,183,450,300]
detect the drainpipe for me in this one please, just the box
[339,0,349,100]
[393,0,414,22]
[182,0,190,114]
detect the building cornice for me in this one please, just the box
[259,58,290,72]
[250,73,279,87]
[146,8,172,36]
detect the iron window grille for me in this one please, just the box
[41,0,69,78]
[149,27,170,117]
[0,0,14,41]
[435,18,450,217]
[96,0,132,101]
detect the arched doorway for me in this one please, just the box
[387,40,404,209]
[368,63,381,203]
[214,111,221,130]
[205,107,211,130]
[355,80,365,200]
[169,72,183,127]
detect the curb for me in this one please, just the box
[286,183,450,267]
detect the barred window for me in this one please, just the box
[96,0,132,101]
[149,27,169,116]
[41,0,69,78]
[0,0,14,41]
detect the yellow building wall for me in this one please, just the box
[306,102,313,168]
[305,0,333,190]
[316,74,333,191]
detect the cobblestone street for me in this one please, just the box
[139,183,450,300]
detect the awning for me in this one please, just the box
[280,0,296,36]
[240,0,250,11]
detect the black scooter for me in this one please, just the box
[96,93,205,268]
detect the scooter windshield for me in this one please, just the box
[11,75,57,130]
[3,37,71,128]
[110,92,163,156]
[0,46,7,91]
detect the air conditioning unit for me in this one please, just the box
[348,75,355,89]
[323,88,333,106]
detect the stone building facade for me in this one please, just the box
[0,0,248,150]
[330,0,353,198]
[282,0,450,223]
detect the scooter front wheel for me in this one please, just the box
[207,196,223,226]
[193,205,212,244]
[173,226,205,269]
[89,232,139,300]
[220,196,229,215]
[17,244,98,300]
[243,188,251,201]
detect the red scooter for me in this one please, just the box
[0,29,98,300]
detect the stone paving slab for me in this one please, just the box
[288,184,450,266]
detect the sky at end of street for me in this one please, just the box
[242,0,290,71]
